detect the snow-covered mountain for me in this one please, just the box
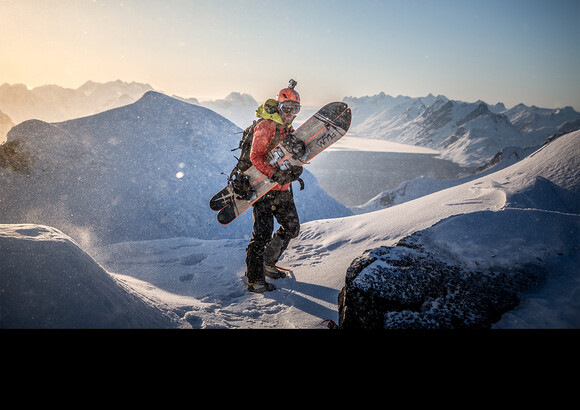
[0,91,350,247]
[198,92,259,129]
[173,92,261,129]
[0,80,155,125]
[344,93,580,167]
[0,109,15,143]
[504,104,580,140]
[2,130,577,329]
[0,80,295,138]
[5,81,578,169]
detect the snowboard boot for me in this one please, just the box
[247,280,276,293]
[265,265,291,279]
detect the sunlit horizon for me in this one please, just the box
[1,0,579,110]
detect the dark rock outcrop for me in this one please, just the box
[338,234,544,329]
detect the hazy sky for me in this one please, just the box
[1,0,579,109]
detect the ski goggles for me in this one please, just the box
[279,101,301,115]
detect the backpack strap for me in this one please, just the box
[265,123,282,153]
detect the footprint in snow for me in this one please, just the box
[180,253,207,266]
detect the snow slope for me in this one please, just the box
[3,131,576,329]
[100,130,578,328]
[350,145,538,214]
[0,224,175,328]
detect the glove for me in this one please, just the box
[271,168,292,185]
[271,165,303,185]
[289,165,303,180]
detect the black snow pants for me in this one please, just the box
[245,189,300,283]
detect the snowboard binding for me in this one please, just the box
[282,134,310,163]
[229,172,255,201]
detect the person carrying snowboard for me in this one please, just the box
[245,81,303,293]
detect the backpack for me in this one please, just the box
[227,119,281,200]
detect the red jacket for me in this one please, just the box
[250,119,294,191]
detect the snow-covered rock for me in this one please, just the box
[339,209,579,329]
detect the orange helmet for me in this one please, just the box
[277,87,301,103]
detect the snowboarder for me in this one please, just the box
[245,81,303,293]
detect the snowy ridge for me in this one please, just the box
[350,145,538,214]
[197,92,259,128]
